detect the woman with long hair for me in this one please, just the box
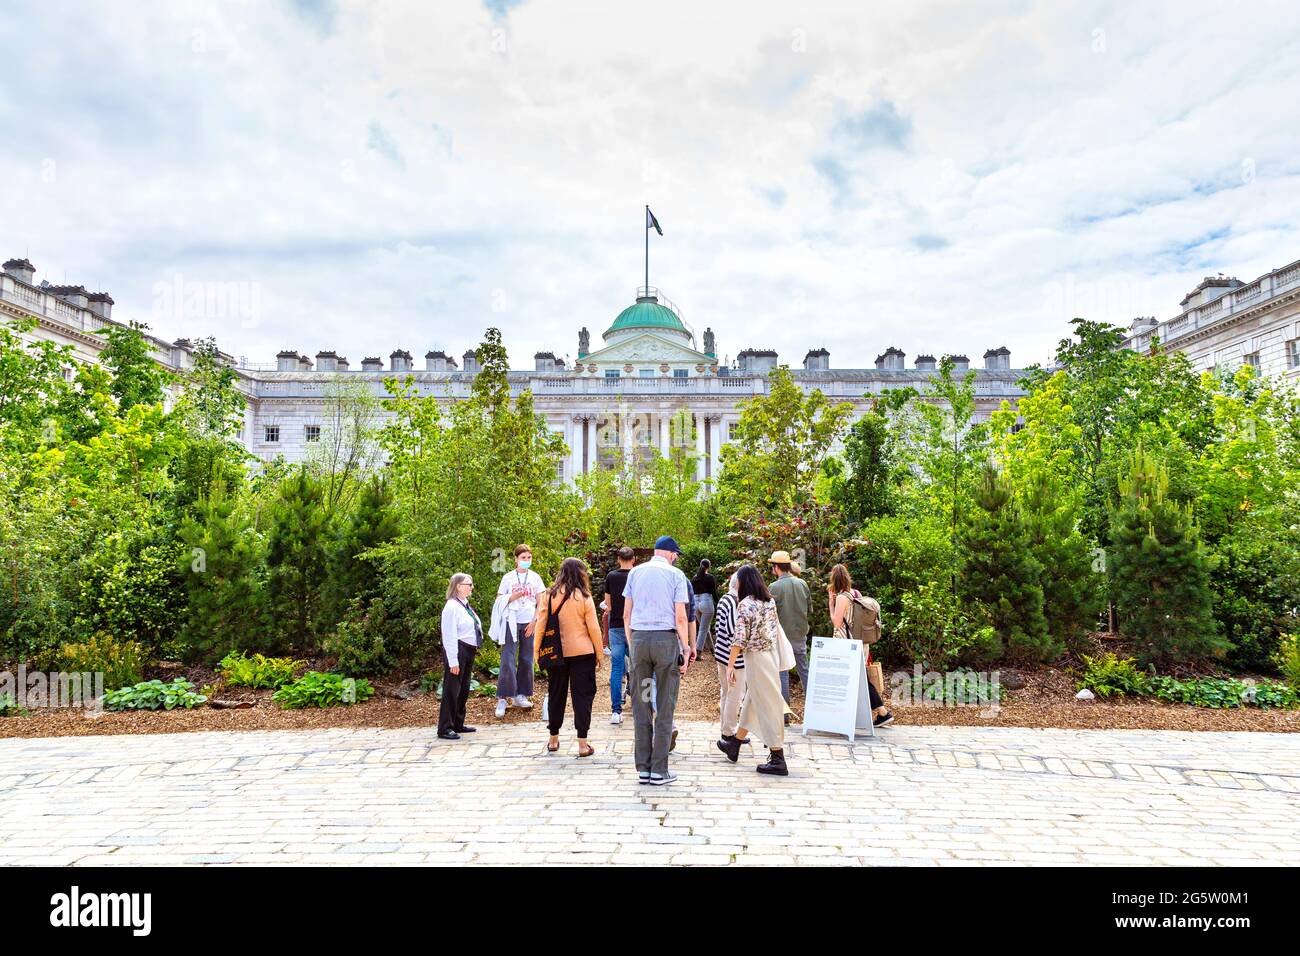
[532,557,604,756]
[692,558,718,655]
[828,563,893,727]
[717,565,791,775]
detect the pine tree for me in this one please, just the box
[266,467,329,653]
[959,463,1051,662]
[1109,448,1223,666]
[318,475,397,635]
[1021,471,1103,655]
[178,484,269,663]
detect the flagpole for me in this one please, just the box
[644,204,649,292]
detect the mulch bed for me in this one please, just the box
[2,656,1296,739]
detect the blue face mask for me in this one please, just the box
[519,559,531,570]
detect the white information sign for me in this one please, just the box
[801,636,875,742]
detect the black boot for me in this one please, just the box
[716,735,742,763]
[757,748,788,776]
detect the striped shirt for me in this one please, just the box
[711,593,744,669]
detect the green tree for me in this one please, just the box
[958,463,1051,663]
[1020,471,1103,655]
[95,320,172,411]
[318,475,398,635]
[827,394,909,528]
[716,365,851,515]
[1108,447,1224,666]
[178,484,270,662]
[265,467,329,652]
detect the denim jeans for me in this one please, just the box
[607,626,631,713]
[694,594,716,654]
[497,621,535,700]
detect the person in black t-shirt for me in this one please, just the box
[602,547,635,724]
[691,559,718,655]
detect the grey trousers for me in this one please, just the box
[629,629,681,776]
[779,632,809,702]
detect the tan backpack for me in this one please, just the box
[845,593,882,644]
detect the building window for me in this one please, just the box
[605,369,620,379]
[305,425,321,442]
[639,368,655,377]
[264,425,280,443]
[673,368,688,378]
[1288,340,1300,368]
[1244,352,1261,370]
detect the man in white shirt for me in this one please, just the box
[623,535,693,785]
[494,544,544,717]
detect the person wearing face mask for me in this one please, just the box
[493,544,545,718]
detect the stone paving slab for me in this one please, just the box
[1,721,1298,866]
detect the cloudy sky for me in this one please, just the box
[2,0,1299,370]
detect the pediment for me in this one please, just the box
[582,332,712,366]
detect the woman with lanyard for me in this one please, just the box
[439,572,482,741]
[494,544,545,718]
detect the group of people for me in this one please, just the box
[436,537,894,782]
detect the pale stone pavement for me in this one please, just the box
[1,720,1298,866]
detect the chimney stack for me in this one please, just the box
[2,258,35,285]
[983,346,1011,370]
[462,349,480,374]
[803,348,829,371]
[276,350,300,372]
[361,356,384,372]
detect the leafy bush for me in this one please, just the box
[906,670,1005,706]
[1276,629,1300,692]
[103,679,208,711]
[272,671,374,709]
[0,692,25,717]
[892,582,997,669]
[218,650,304,689]
[1078,654,1150,698]
[1148,675,1297,710]
[59,632,145,690]
[323,598,399,678]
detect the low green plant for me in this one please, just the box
[218,651,305,689]
[1148,675,1298,710]
[103,679,208,711]
[1275,629,1300,692]
[1245,680,1300,710]
[59,632,145,691]
[0,692,27,717]
[420,670,440,695]
[322,598,398,678]
[1078,653,1150,698]
[272,671,375,709]
[907,670,1005,706]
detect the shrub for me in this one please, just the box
[273,671,374,709]
[103,679,208,711]
[0,692,25,717]
[218,650,305,689]
[1275,629,1300,692]
[59,632,145,690]
[892,582,996,669]
[1108,448,1224,666]
[323,598,399,678]
[1078,654,1150,698]
[837,512,957,661]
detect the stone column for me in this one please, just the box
[706,413,721,485]
[583,414,593,474]
[569,415,584,482]
[694,411,707,482]
[659,409,671,458]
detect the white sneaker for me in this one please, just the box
[494,699,507,719]
[514,695,532,708]
[609,712,622,725]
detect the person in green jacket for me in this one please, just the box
[768,550,810,723]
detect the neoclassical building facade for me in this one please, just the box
[1123,257,1300,381]
[2,257,1035,485]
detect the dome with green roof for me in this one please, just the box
[603,289,693,345]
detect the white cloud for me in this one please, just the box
[2,0,1299,371]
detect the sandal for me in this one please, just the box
[547,738,560,753]
[577,743,595,758]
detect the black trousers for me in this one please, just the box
[439,641,477,735]
[546,653,596,738]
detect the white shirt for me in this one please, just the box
[624,556,689,631]
[441,599,482,661]
[497,568,545,622]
